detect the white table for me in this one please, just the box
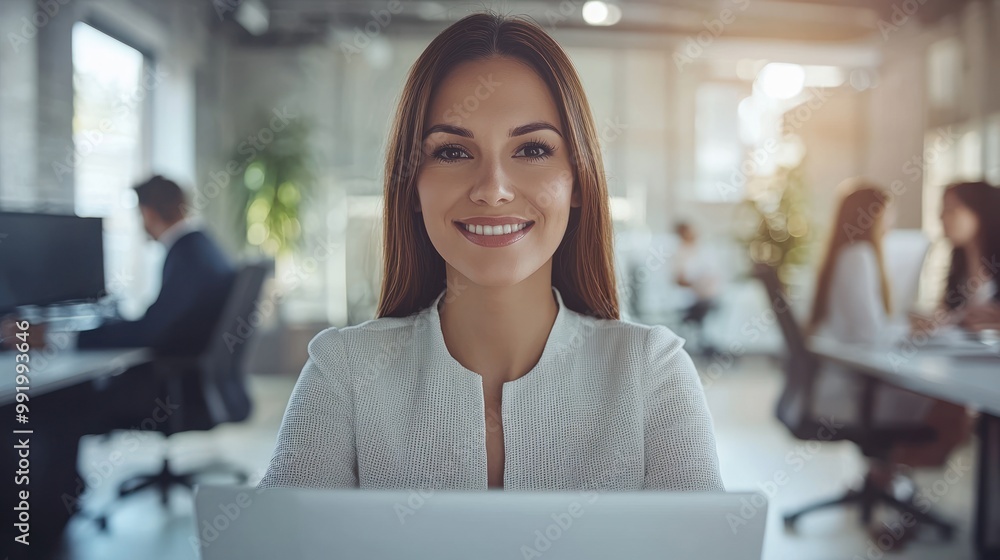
[0,347,152,406]
[810,337,1000,560]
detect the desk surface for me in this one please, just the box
[809,337,1000,417]
[0,347,152,406]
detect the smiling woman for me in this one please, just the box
[258,12,724,493]
[379,17,615,319]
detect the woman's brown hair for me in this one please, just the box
[807,179,893,334]
[376,12,619,320]
[941,181,1000,310]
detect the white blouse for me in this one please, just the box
[813,242,907,345]
[812,242,932,423]
[258,285,724,492]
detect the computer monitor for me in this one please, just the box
[0,211,106,312]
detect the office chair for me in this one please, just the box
[95,262,269,525]
[752,263,954,539]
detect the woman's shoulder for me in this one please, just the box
[305,313,425,362]
[591,315,685,350]
[568,313,688,373]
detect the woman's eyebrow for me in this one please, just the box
[509,121,562,138]
[424,124,473,139]
[422,121,562,140]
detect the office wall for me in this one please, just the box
[0,0,40,207]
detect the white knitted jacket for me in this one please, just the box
[258,286,724,492]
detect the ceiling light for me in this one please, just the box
[755,63,805,100]
[582,1,621,26]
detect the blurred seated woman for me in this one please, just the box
[911,181,1000,333]
[807,179,972,476]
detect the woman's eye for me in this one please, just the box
[432,145,471,163]
[514,141,555,161]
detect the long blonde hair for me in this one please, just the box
[808,179,892,334]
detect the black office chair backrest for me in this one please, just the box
[198,261,270,426]
[752,262,821,435]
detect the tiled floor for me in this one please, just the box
[54,356,976,559]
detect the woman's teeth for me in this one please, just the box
[463,223,529,236]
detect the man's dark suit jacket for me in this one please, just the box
[77,230,235,357]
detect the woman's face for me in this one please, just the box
[940,190,980,248]
[415,56,580,288]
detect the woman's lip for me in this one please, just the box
[453,220,534,227]
[454,221,534,248]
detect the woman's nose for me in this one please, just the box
[469,156,514,205]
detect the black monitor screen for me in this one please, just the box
[0,212,106,311]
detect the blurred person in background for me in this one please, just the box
[672,221,721,357]
[76,175,236,354]
[807,180,973,532]
[1,175,235,355]
[910,181,1000,333]
[0,176,236,558]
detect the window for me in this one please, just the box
[71,22,151,319]
[694,82,747,202]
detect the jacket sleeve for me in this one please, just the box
[77,247,201,349]
[257,327,359,489]
[642,325,725,491]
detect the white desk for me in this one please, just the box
[0,347,152,406]
[810,338,1000,416]
[810,337,1000,560]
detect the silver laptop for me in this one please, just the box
[194,485,767,560]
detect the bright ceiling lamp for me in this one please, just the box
[755,62,805,100]
[582,1,622,26]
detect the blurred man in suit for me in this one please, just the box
[75,175,235,355]
[0,176,235,559]
[1,175,235,354]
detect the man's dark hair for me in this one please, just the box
[134,175,186,222]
